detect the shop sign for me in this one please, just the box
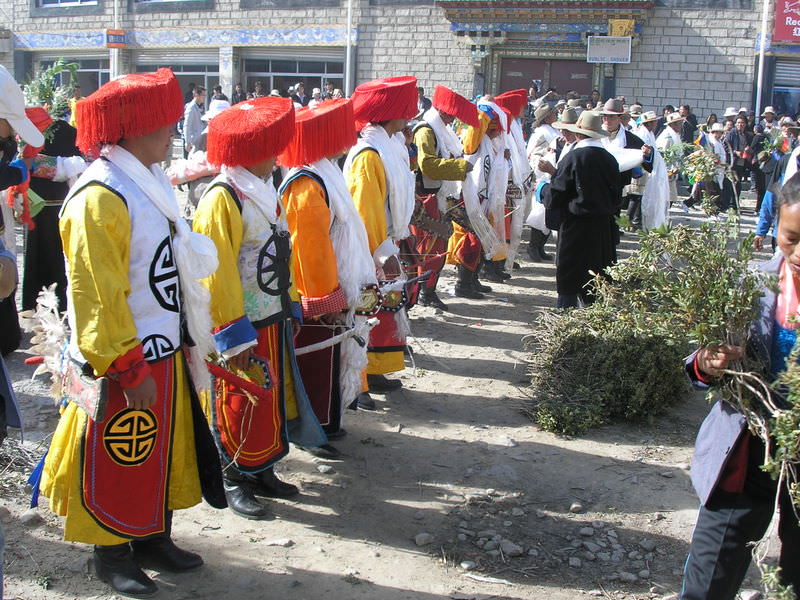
[586,36,631,64]
[106,30,127,49]
[774,0,800,43]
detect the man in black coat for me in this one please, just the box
[600,98,654,231]
[539,111,624,309]
[725,115,753,201]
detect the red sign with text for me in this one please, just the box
[774,0,800,43]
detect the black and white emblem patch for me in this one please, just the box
[141,334,176,361]
[149,237,180,312]
[256,228,291,296]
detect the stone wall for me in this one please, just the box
[616,6,760,119]
[356,3,476,97]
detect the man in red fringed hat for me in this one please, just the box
[40,68,225,598]
[447,97,510,296]
[193,97,329,519]
[494,89,535,273]
[345,76,417,397]
[279,99,380,424]
[411,84,478,311]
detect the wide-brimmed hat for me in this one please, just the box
[629,103,643,116]
[761,106,776,116]
[600,98,625,115]
[738,106,749,114]
[710,123,725,133]
[639,110,658,123]
[781,117,800,129]
[723,106,738,118]
[202,99,231,121]
[570,110,611,138]
[553,107,578,129]
[665,112,685,125]
[567,98,582,109]
[0,66,46,147]
[555,99,566,108]
[534,104,553,125]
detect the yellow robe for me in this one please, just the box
[192,183,299,420]
[41,184,200,545]
[347,149,405,375]
[413,126,470,183]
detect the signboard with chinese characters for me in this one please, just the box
[774,0,800,43]
[586,36,631,64]
[105,30,127,49]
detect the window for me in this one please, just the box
[39,0,97,5]
[128,0,213,14]
[243,57,344,98]
[40,59,110,96]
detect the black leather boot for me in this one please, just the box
[367,373,402,392]
[481,259,504,283]
[454,265,483,299]
[529,229,553,262]
[495,260,512,280]
[419,287,448,311]
[223,475,270,520]
[248,467,299,499]
[94,544,158,598]
[347,391,376,410]
[472,268,492,293]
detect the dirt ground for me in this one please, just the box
[1,195,774,600]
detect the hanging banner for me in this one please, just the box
[774,0,800,43]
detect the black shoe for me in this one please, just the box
[473,275,492,293]
[249,467,299,499]
[296,443,342,459]
[327,428,347,440]
[94,544,158,599]
[512,262,521,270]
[367,374,402,393]
[223,480,270,520]
[454,283,483,299]
[131,536,203,573]
[529,229,553,262]
[455,265,484,298]
[419,289,448,311]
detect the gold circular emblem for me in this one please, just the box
[103,409,158,466]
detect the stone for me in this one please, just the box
[477,529,497,538]
[568,556,582,568]
[499,540,524,557]
[495,435,518,447]
[414,511,425,520]
[264,538,294,547]
[535,509,547,519]
[628,551,642,560]
[579,527,595,537]
[654,512,666,521]
[639,539,657,552]
[591,520,605,529]
[460,560,476,571]
[738,591,763,600]
[597,552,611,562]
[569,502,584,513]
[583,551,597,561]
[660,471,675,478]
[458,529,476,537]
[483,540,498,551]
[618,571,638,583]
[457,534,467,542]
[458,520,469,528]
[528,548,539,557]
[638,569,651,579]
[502,520,512,527]
[607,529,618,538]
[583,541,601,553]
[316,464,335,474]
[486,549,500,557]
[20,509,44,527]
[0,506,11,524]
[466,493,490,504]
[511,508,525,517]
[414,533,434,546]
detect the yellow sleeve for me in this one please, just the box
[59,184,138,376]
[283,176,340,299]
[347,149,388,256]
[192,185,246,329]
[462,110,491,155]
[414,126,470,181]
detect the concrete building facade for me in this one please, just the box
[0,0,795,120]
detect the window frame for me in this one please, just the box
[30,0,103,18]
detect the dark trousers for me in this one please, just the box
[556,291,593,309]
[753,168,767,214]
[626,194,642,229]
[732,164,748,202]
[680,436,800,600]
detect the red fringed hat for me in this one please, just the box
[351,76,418,131]
[432,85,479,128]
[207,97,295,167]
[75,68,182,154]
[494,89,528,118]
[278,99,356,168]
[22,107,54,157]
